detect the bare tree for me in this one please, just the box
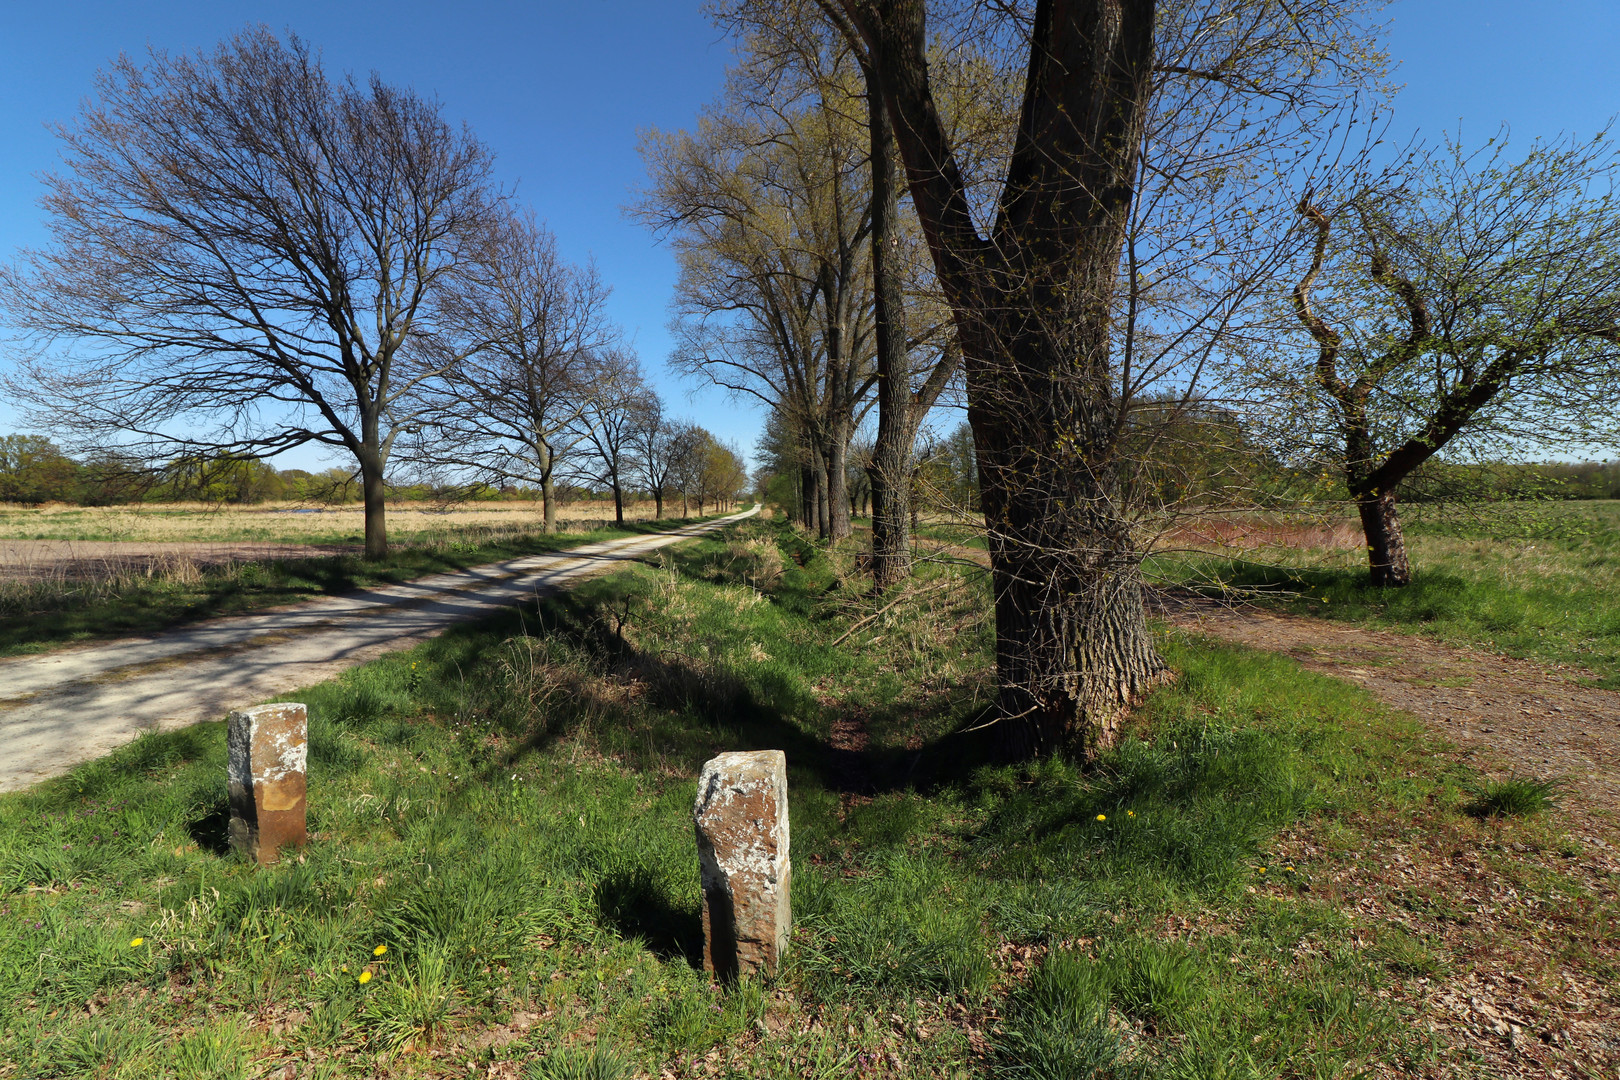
[0,28,501,558]
[632,403,701,520]
[408,209,619,532]
[1273,131,1620,586]
[574,351,656,527]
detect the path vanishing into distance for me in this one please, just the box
[0,507,759,792]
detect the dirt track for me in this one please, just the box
[1150,590,1620,822]
[0,508,757,792]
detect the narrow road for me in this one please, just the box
[0,508,758,792]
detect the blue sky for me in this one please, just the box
[1,2,1617,472]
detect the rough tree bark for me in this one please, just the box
[838,0,1169,758]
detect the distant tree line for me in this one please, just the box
[0,430,749,512]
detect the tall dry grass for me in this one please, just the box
[0,500,671,544]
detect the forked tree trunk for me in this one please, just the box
[1356,488,1412,587]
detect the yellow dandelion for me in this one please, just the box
[1285,866,1296,873]
[357,970,372,985]
[1257,866,1267,873]
[1095,814,1106,822]
[373,944,388,957]
[1126,810,1136,818]
[129,937,144,948]
[341,964,349,973]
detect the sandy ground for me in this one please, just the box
[0,507,757,791]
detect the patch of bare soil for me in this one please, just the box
[0,539,354,581]
[1153,590,1620,1079]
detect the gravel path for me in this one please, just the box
[0,508,757,791]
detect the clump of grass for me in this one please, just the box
[526,1046,632,1080]
[1465,775,1561,818]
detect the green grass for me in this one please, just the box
[0,517,714,658]
[1465,776,1562,819]
[0,519,1608,1078]
[1148,499,1620,687]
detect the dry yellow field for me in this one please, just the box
[0,499,672,545]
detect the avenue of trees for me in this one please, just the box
[6,8,1620,764]
[0,29,748,527]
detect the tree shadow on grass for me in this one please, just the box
[472,582,1004,801]
[595,867,704,968]
[185,796,233,856]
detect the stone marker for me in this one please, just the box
[227,702,308,865]
[694,750,790,980]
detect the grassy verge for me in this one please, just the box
[0,517,717,658]
[1146,500,1620,687]
[1,520,1613,1078]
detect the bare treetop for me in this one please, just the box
[0,26,502,557]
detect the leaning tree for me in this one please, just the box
[1270,131,1620,586]
[0,27,501,558]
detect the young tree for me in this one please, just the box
[1275,132,1620,585]
[826,0,1385,758]
[0,28,500,558]
[574,352,656,527]
[409,210,619,533]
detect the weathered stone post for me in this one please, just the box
[227,702,308,865]
[694,750,790,980]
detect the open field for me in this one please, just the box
[0,520,1614,1078]
[1142,500,1620,688]
[0,514,721,659]
[0,500,675,548]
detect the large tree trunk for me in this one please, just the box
[812,451,830,540]
[864,56,918,587]
[653,486,665,519]
[825,435,852,542]
[1356,488,1412,587]
[969,322,1167,759]
[359,451,387,560]
[798,464,815,529]
[611,474,625,526]
[537,439,556,533]
[868,413,918,587]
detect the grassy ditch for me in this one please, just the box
[0,521,1614,1078]
[0,517,717,658]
